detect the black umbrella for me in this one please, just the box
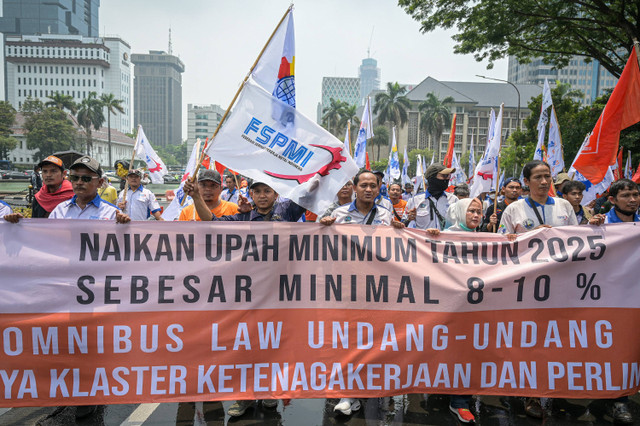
[52,150,86,169]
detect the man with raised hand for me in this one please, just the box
[183,177,304,417]
[403,164,458,230]
[178,170,238,221]
[117,169,163,221]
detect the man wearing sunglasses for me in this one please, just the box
[49,156,128,222]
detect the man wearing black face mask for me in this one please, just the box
[403,164,458,229]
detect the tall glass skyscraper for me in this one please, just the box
[0,0,100,37]
[132,51,185,147]
[359,57,380,104]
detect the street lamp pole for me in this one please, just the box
[476,75,521,132]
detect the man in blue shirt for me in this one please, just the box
[590,179,639,225]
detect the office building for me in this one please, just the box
[359,57,380,104]
[187,104,225,153]
[392,77,540,161]
[132,50,185,147]
[4,34,131,133]
[318,76,360,123]
[0,0,100,37]
[508,55,618,105]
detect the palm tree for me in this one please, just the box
[45,92,77,114]
[373,82,411,144]
[337,103,360,142]
[76,92,105,156]
[369,126,390,161]
[419,93,455,160]
[100,93,125,166]
[322,98,345,135]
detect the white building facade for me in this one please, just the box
[186,104,225,154]
[4,34,131,133]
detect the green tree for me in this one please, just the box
[23,108,76,161]
[45,92,77,114]
[76,92,105,156]
[373,82,411,144]
[369,125,390,161]
[100,93,125,166]
[419,93,455,159]
[399,0,638,77]
[322,98,346,135]
[0,101,17,160]
[337,103,360,139]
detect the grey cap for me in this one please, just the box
[70,156,102,176]
[127,169,143,177]
[198,169,221,184]
[425,163,455,179]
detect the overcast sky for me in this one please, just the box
[100,0,508,138]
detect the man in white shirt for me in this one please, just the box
[498,160,577,234]
[0,200,12,218]
[497,160,576,420]
[319,169,402,416]
[403,164,458,230]
[220,174,240,204]
[117,169,163,221]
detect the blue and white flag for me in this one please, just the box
[401,146,410,186]
[388,126,401,179]
[449,151,467,186]
[534,78,553,161]
[468,133,476,182]
[625,151,633,180]
[568,134,614,205]
[547,106,565,177]
[414,154,424,192]
[353,97,374,168]
[471,104,503,197]
[161,139,201,220]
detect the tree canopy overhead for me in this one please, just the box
[398,0,639,77]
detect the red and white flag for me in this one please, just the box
[573,46,640,184]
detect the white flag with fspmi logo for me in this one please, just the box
[207,80,358,214]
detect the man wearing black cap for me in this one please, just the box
[178,170,238,221]
[183,178,303,416]
[402,163,457,230]
[482,177,522,232]
[117,169,163,221]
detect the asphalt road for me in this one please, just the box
[1,393,639,425]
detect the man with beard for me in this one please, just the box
[402,164,457,230]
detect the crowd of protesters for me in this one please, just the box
[2,154,639,424]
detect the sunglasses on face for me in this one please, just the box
[68,174,99,183]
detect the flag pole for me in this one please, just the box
[492,104,504,232]
[347,120,351,155]
[122,124,140,206]
[189,5,294,183]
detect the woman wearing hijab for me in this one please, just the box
[426,197,483,424]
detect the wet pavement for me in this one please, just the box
[3,393,640,425]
